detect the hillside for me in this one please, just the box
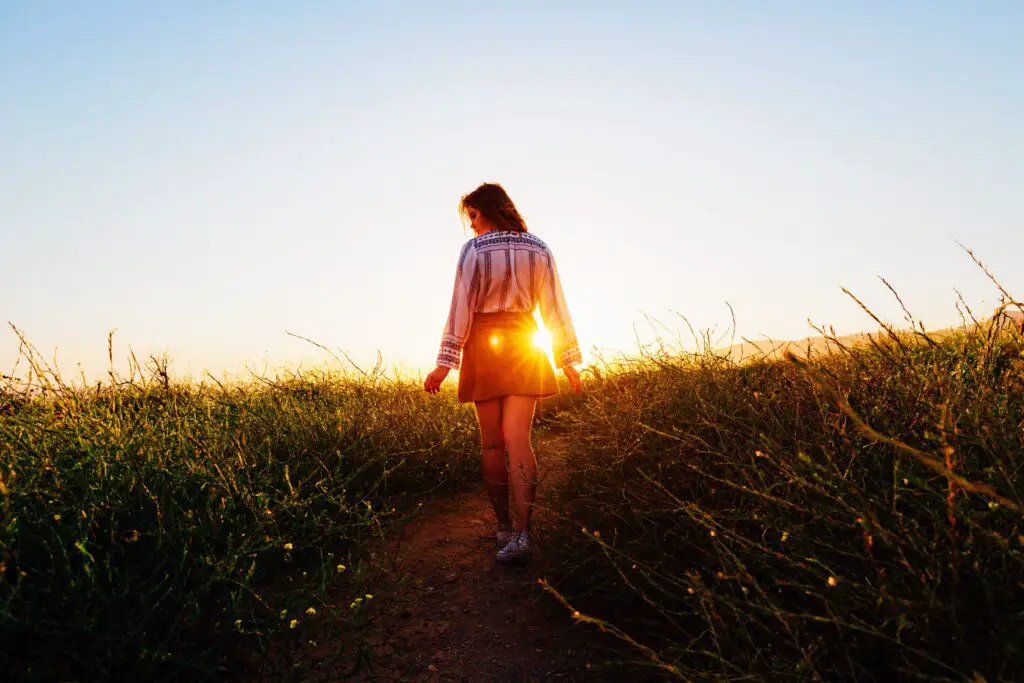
[719,307,1022,363]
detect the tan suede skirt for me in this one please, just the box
[457,312,559,404]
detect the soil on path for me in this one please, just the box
[286,431,629,682]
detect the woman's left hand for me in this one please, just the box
[424,365,450,394]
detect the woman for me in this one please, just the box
[423,182,582,563]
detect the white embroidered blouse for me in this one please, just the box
[436,230,582,371]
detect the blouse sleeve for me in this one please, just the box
[538,249,582,369]
[436,241,479,370]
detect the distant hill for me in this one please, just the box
[718,331,874,363]
[996,307,1024,328]
[718,306,1022,364]
[717,330,933,363]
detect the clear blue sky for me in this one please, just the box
[2,1,1022,383]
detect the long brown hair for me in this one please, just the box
[459,182,528,233]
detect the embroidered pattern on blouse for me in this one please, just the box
[498,248,511,309]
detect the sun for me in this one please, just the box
[530,309,593,368]
[532,326,552,353]
[531,316,557,367]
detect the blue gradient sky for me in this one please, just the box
[2,2,1022,382]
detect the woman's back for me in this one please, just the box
[439,229,581,371]
[468,230,555,314]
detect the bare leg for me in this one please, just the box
[501,395,538,533]
[474,398,511,531]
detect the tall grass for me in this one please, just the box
[541,291,1024,681]
[0,334,480,682]
[5,260,1023,682]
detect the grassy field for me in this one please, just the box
[539,311,1024,681]
[3,292,1023,681]
[0,341,482,681]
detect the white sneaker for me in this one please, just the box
[496,530,532,563]
[496,529,513,547]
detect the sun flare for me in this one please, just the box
[527,308,596,368]
[532,326,552,353]
[530,324,558,368]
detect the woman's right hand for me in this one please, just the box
[424,365,450,395]
[562,365,582,394]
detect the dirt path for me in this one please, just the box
[287,431,622,682]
